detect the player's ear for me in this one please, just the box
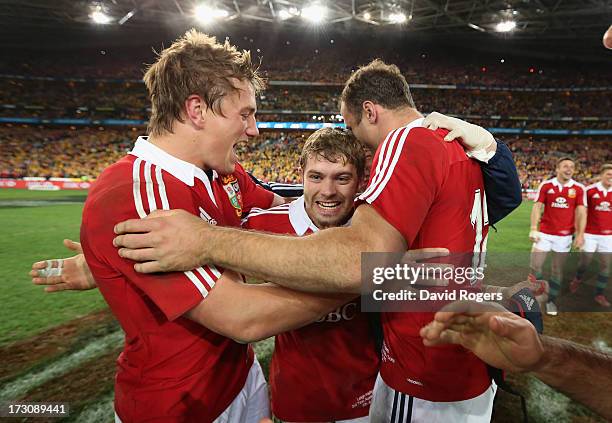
[185,94,206,129]
[362,101,377,124]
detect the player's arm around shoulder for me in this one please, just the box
[184,270,353,343]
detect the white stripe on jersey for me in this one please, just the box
[132,159,217,297]
[534,180,548,203]
[359,127,401,200]
[132,158,147,218]
[184,270,209,296]
[196,267,217,289]
[362,127,410,203]
[144,162,157,213]
[155,166,170,210]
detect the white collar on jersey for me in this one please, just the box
[595,182,610,195]
[288,195,353,236]
[130,137,217,187]
[551,177,576,189]
[289,196,320,236]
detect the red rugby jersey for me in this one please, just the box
[80,137,273,422]
[243,197,379,421]
[536,178,586,236]
[357,118,492,402]
[585,182,612,235]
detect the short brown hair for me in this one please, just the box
[299,128,366,178]
[556,157,575,167]
[143,29,265,136]
[600,164,612,173]
[340,59,416,124]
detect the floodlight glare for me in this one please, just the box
[495,20,516,32]
[194,4,228,23]
[302,4,327,23]
[389,12,407,24]
[363,12,371,20]
[278,10,292,20]
[91,10,112,24]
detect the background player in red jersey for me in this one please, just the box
[570,163,612,307]
[113,60,521,422]
[529,157,587,315]
[244,128,379,422]
[74,30,360,423]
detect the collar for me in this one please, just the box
[596,182,610,195]
[130,137,218,187]
[289,196,319,236]
[288,196,353,236]
[551,177,575,189]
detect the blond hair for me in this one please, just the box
[143,29,265,136]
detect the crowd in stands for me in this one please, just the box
[1,42,610,188]
[1,125,609,190]
[2,78,610,131]
[3,38,611,87]
[0,125,134,179]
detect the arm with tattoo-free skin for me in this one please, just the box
[115,204,406,293]
[573,205,586,248]
[533,335,612,418]
[419,301,612,419]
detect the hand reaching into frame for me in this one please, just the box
[420,300,545,373]
[30,239,97,292]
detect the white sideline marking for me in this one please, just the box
[0,331,123,402]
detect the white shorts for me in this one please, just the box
[115,358,269,423]
[214,358,270,423]
[582,233,612,253]
[369,373,497,423]
[280,417,369,423]
[281,417,368,423]
[533,233,572,253]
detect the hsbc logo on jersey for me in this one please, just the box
[595,201,611,212]
[316,302,357,323]
[551,197,569,209]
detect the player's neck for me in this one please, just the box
[147,128,206,169]
[556,175,571,185]
[601,180,611,190]
[382,107,423,136]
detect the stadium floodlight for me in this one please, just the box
[495,20,516,32]
[278,9,292,20]
[301,4,327,23]
[389,12,407,24]
[363,12,371,20]
[91,9,112,24]
[194,4,229,24]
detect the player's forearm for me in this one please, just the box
[233,284,355,342]
[574,207,586,236]
[533,335,612,419]
[204,225,367,293]
[530,203,542,229]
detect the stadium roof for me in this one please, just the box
[1,0,610,40]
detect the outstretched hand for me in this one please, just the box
[30,239,97,292]
[420,300,545,373]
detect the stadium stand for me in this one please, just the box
[0,48,610,190]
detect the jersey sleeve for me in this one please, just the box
[536,182,547,203]
[81,162,223,321]
[234,162,275,212]
[357,127,448,246]
[576,185,587,207]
